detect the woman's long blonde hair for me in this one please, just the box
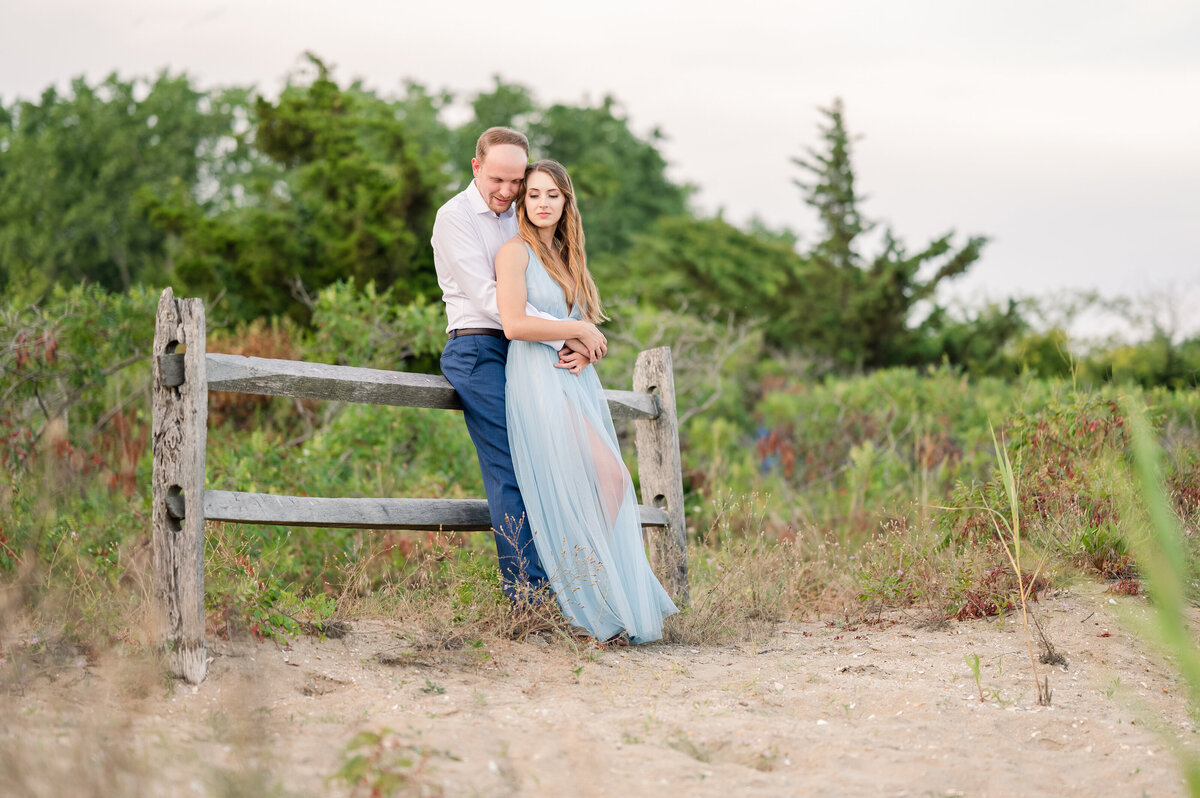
[516,160,605,323]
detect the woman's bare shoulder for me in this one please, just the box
[496,237,530,268]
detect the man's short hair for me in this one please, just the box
[476,127,530,161]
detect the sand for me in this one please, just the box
[1,581,1194,797]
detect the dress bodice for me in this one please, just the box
[523,244,581,322]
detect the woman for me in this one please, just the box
[495,160,678,644]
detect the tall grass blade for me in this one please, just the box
[1124,400,1200,794]
[986,423,1051,705]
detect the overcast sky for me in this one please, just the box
[5,1,1199,333]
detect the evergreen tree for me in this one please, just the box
[793,99,989,369]
[618,215,811,345]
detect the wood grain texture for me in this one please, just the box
[151,287,208,684]
[632,347,690,604]
[203,490,669,530]
[200,353,659,420]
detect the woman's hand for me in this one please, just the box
[572,322,607,361]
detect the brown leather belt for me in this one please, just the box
[449,328,504,339]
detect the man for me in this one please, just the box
[432,127,605,602]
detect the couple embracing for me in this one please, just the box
[432,127,678,644]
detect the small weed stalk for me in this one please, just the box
[964,652,984,701]
[331,728,457,797]
[986,425,1053,706]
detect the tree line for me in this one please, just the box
[2,54,1195,385]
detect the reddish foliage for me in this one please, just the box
[48,436,97,475]
[0,418,37,470]
[1169,471,1200,517]
[756,426,796,478]
[953,565,1051,620]
[235,555,257,579]
[1092,551,1137,581]
[916,421,962,472]
[11,329,59,370]
[208,323,310,429]
[41,330,58,364]
[1106,578,1140,596]
[94,409,149,498]
[950,400,1132,553]
[953,510,995,545]
[13,330,29,369]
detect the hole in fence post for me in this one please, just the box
[165,485,184,533]
[161,341,187,390]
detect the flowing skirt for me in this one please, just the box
[506,341,678,643]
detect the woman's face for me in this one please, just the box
[523,170,565,231]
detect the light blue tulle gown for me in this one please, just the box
[506,244,678,643]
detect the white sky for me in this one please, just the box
[5,0,1199,334]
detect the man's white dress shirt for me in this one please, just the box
[432,180,562,350]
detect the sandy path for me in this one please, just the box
[2,582,1194,797]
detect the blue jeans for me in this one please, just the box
[441,335,548,601]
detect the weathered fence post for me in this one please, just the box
[151,287,208,684]
[632,346,689,604]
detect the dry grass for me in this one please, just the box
[664,528,855,646]
[326,501,859,656]
[0,659,299,798]
[0,549,157,695]
[1,567,298,798]
[0,711,153,798]
[0,579,175,798]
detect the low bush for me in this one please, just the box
[4,283,1200,662]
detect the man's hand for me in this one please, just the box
[555,346,591,375]
[555,335,606,374]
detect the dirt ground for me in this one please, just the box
[2,581,1196,798]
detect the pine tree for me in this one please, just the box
[793,99,988,369]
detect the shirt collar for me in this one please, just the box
[468,179,515,220]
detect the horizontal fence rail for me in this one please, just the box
[204,490,669,530]
[160,353,660,420]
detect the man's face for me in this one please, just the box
[472,144,528,214]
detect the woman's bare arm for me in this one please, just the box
[495,239,606,360]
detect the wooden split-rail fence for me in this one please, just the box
[151,288,689,684]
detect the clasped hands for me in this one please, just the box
[554,322,607,375]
